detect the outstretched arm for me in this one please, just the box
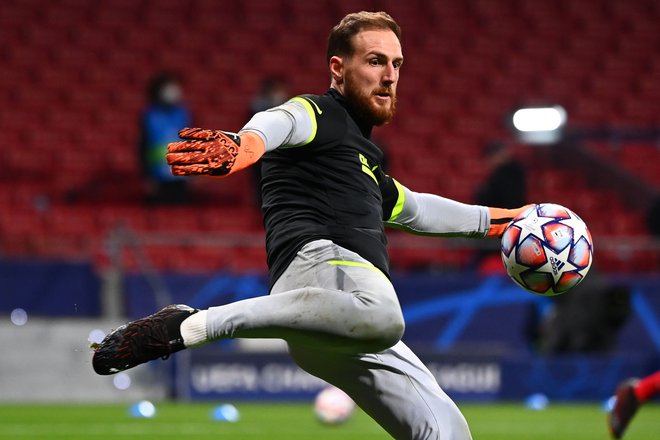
[166,99,314,176]
[384,180,531,238]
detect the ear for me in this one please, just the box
[329,55,344,85]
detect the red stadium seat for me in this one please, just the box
[0,0,658,274]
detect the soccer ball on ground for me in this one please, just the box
[501,203,593,296]
[313,386,356,425]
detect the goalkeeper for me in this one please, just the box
[93,11,528,440]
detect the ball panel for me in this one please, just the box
[501,225,521,257]
[555,271,583,293]
[500,203,593,296]
[520,270,553,294]
[542,222,573,252]
[509,274,528,291]
[314,386,355,425]
[516,235,547,267]
[538,203,570,219]
[569,236,591,268]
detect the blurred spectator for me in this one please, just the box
[648,195,660,270]
[475,141,527,209]
[474,141,527,273]
[138,71,192,204]
[536,269,631,354]
[247,76,290,206]
[248,75,290,117]
[648,195,660,237]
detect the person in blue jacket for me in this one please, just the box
[138,71,192,204]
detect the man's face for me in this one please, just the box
[335,29,403,126]
[160,81,183,105]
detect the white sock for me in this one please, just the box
[180,310,208,347]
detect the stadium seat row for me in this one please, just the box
[1,0,658,272]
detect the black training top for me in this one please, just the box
[260,88,405,287]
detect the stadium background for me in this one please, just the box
[1,0,659,437]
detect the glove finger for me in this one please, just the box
[171,164,211,176]
[178,127,220,141]
[167,140,204,153]
[166,151,207,165]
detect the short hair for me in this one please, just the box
[327,11,401,63]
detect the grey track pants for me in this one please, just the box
[206,239,472,440]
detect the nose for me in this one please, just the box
[382,62,397,86]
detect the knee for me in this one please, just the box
[379,305,405,345]
[358,301,405,349]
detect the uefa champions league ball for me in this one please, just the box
[313,386,356,425]
[501,203,593,296]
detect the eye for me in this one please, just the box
[393,61,402,69]
[369,58,380,66]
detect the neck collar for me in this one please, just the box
[326,88,373,138]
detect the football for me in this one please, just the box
[501,203,593,296]
[313,386,356,425]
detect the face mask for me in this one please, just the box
[160,83,182,105]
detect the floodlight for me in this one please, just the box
[511,105,567,145]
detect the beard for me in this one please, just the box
[343,74,397,127]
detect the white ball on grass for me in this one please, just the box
[314,386,356,425]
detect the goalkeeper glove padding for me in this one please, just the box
[486,204,535,238]
[166,128,265,177]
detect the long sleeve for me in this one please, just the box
[239,98,316,152]
[387,185,490,238]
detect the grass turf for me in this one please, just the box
[0,402,658,439]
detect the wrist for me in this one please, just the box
[487,205,534,238]
[226,131,266,176]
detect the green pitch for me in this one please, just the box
[0,402,657,439]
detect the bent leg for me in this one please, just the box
[635,370,660,402]
[202,240,405,353]
[289,341,472,440]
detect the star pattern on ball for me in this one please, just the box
[535,242,578,284]
[512,207,556,243]
[558,215,590,242]
[502,246,527,281]
[501,203,594,296]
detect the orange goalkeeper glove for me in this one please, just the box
[486,204,535,238]
[166,128,265,177]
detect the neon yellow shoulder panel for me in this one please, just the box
[289,97,319,145]
[388,179,406,222]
